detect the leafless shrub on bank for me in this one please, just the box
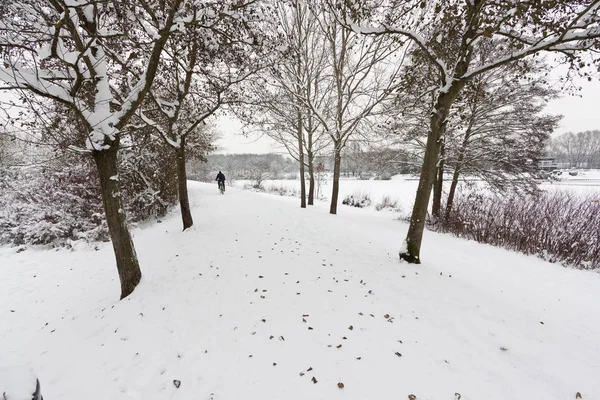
[440,190,600,269]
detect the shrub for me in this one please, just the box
[119,137,178,222]
[264,184,300,198]
[242,183,263,192]
[0,142,178,247]
[375,195,401,212]
[0,162,108,246]
[342,191,371,208]
[440,190,600,269]
[240,182,327,201]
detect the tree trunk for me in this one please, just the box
[400,91,459,263]
[307,151,315,205]
[297,116,306,209]
[445,163,461,220]
[92,141,141,300]
[295,47,306,209]
[445,141,469,220]
[400,13,478,263]
[330,144,342,214]
[176,140,193,230]
[431,139,445,220]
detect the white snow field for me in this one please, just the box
[235,172,600,215]
[2,181,599,400]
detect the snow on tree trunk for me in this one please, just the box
[92,141,141,299]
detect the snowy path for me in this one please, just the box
[2,182,599,400]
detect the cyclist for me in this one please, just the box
[215,170,226,191]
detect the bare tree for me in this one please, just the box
[338,0,600,263]
[249,159,271,189]
[247,1,331,207]
[443,61,561,220]
[136,1,270,230]
[308,3,407,214]
[551,130,600,168]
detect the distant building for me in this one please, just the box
[537,156,558,171]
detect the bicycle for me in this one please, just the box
[218,180,225,194]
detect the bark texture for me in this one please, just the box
[445,134,469,220]
[93,141,141,299]
[432,139,445,220]
[297,113,307,208]
[307,151,315,205]
[176,140,193,230]
[400,89,462,263]
[330,145,342,214]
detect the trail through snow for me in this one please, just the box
[1,182,599,399]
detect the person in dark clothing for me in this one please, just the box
[216,171,226,191]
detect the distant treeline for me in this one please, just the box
[187,147,422,182]
[187,153,298,182]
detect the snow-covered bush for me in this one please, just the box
[441,190,600,269]
[0,142,178,247]
[242,183,261,192]
[342,191,371,208]
[264,184,301,198]
[0,162,108,246]
[240,182,327,201]
[375,195,401,212]
[120,135,178,222]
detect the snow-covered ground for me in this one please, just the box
[235,171,600,214]
[2,182,600,399]
[544,173,600,196]
[235,175,419,213]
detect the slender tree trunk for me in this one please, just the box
[307,150,315,205]
[400,90,460,263]
[445,163,461,220]
[432,139,445,220]
[92,141,141,299]
[176,139,193,230]
[295,46,306,208]
[445,137,469,220]
[297,118,306,209]
[330,144,342,214]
